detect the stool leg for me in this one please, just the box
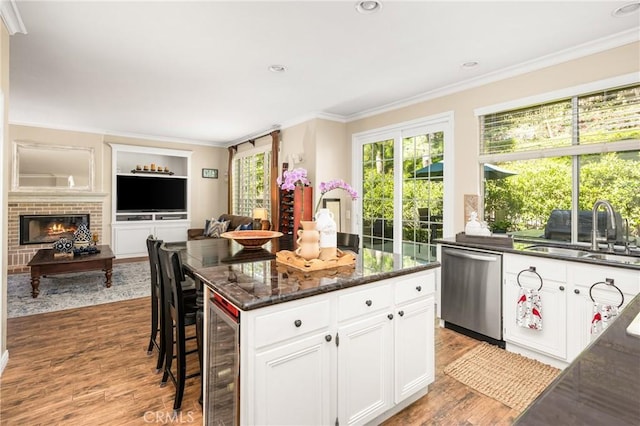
[147,291,159,355]
[173,319,187,412]
[161,315,173,386]
[155,300,165,373]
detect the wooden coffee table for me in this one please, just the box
[27,245,115,298]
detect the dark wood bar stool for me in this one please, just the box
[146,235,195,373]
[158,243,200,413]
[337,232,360,252]
[145,236,164,371]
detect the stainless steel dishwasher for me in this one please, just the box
[441,245,504,346]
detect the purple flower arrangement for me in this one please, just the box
[276,168,310,190]
[277,168,358,217]
[315,179,358,214]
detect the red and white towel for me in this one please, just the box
[516,288,542,330]
[591,302,618,339]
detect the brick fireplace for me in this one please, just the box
[8,196,104,273]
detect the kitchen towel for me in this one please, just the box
[590,302,618,339]
[516,288,542,330]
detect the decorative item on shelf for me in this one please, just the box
[296,221,320,260]
[52,237,74,259]
[73,223,92,249]
[92,232,99,245]
[252,208,271,230]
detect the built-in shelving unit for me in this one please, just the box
[109,143,192,258]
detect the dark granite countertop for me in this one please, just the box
[180,237,439,311]
[515,293,640,425]
[436,237,640,270]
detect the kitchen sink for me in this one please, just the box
[524,245,591,258]
[582,252,640,265]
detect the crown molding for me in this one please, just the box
[0,0,26,35]
[344,28,640,122]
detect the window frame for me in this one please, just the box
[231,144,272,218]
[476,74,640,245]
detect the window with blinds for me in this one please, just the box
[481,84,640,155]
[232,149,271,218]
[480,82,640,245]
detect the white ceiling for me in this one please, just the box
[8,1,640,147]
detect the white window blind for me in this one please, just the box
[480,84,640,157]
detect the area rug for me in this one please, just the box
[7,261,150,318]
[443,342,560,412]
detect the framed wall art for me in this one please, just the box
[202,168,218,179]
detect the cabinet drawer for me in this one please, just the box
[395,273,434,305]
[254,299,331,349]
[338,283,392,322]
[504,253,566,283]
[572,264,640,301]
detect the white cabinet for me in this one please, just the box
[567,263,640,361]
[239,270,437,426]
[338,310,393,425]
[394,297,434,403]
[109,143,192,257]
[246,298,334,426]
[504,253,640,367]
[254,332,333,426]
[503,254,567,361]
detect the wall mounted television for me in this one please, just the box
[116,175,187,212]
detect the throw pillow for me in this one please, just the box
[203,218,218,236]
[235,222,253,231]
[206,220,230,238]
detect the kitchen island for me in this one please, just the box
[181,237,440,426]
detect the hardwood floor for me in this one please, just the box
[1,298,518,425]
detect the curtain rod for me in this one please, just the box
[230,129,280,151]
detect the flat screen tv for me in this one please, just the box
[116,175,187,212]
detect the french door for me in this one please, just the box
[352,114,452,260]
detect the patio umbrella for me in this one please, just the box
[415,161,516,179]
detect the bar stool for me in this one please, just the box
[158,243,200,412]
[337,232,360,253]
[146,235,195,373]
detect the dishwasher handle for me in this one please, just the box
[443,248,499,262]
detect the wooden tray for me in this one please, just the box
[276,249,356,272]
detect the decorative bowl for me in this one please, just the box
[220,230,283,249]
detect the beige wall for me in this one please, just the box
[345,42,640,234]
[7,126,228,242]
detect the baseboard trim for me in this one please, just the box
[0,349,8,376]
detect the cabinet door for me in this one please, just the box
[154,223,188,242]
[112,225,154,257]
[338,313,393,426]
[394,297,434,404]
[567,264,640,361]
[504,272,567,360]
[253,332,333,426]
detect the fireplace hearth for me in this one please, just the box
[20,214,91,245]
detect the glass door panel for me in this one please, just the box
[401,132,443,261]
[362,139,394,252]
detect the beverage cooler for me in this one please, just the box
[206,292,240,426]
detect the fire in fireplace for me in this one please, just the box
[20,214,91,245]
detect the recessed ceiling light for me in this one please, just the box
[612,1,640,17]
[356,1,382,14]
[268,64,286,73]
[461,61,479,69]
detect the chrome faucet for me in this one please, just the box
[591,200,617,251]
